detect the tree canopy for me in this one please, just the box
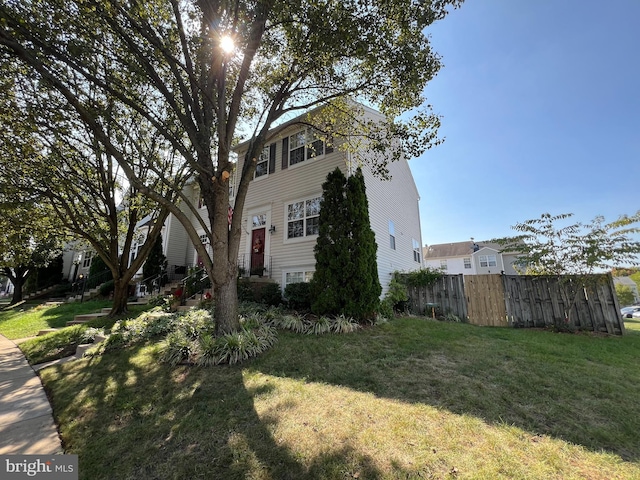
[494,212,640,275]
[0,0,464,332]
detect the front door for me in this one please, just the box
[250,228,266,276]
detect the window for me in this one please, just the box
[199,234,209,245]
[255,146,270,178]
[412,239,421,263]
[479,255,497,267]
[82,251,92,268]
[288,129,324,166]
[285,271,314,287]
[389,221,396,250]
[252,214,267,228]
[464,257,472,269]
[287,196,321,239]
[440,259,448,271]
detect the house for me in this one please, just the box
[178,105,424,294]
[61,105,425,295]
[423,239,520,275]
[613,277,640,304]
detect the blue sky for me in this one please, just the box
[414,0,640,247]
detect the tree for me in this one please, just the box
[344,168,381,319]
[143,234,168,291]
[494,212,640,325]
[0,200,64,305]
[615,284,635,307]
[0,0,463,334]
[494,212,640,275]
[311,167,380,320]
[0,61,183,315]
[310,168,351,315]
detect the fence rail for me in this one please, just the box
[406,273,625,335]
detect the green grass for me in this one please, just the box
[0,301,154,364]
[0,300,113,339]
[35,316,640,479]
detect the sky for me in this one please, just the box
[413,0,640,247]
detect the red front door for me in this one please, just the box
[250,228,266,276]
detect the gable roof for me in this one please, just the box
[423,240,504,259]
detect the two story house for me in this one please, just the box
[62,105,425,296]
[423,240,520,275]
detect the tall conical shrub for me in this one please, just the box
[344,168,381,320]
[311,167,381,321]
[310,168,351,314]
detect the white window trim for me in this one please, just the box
[479,254,497,268]
[281,267,315,290]
[283,194,321,244]
[254,146,271,180]
[412,239,421,263]
[463,257,472,269]
[287,128,326,169]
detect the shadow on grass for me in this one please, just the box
[249,317,640,463]
[40,343,387,479]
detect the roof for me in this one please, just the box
[423,240,504,259]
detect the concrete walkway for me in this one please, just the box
[0,335,64,454]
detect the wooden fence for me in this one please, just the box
[406,273,625,335]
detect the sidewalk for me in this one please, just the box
[0,334,64,454]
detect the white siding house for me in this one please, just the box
[230,106,424,294]
[423,240,520,276]
[66,105,424,296]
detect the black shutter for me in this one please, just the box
[269,143,276,173]
[281,137,289,170]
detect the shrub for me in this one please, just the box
[284,282,311,310]
[162,330,194,366]
[99,280,115,297]
[237,280,254,302]
[260,283,282,306]
[384,276,409,312]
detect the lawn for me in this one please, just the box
[0,300,113,340]
[33,314,640,479]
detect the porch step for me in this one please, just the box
[66,312,109,326]
[37,328,59,336]
[75,334,108,359]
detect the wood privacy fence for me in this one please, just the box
[406,274,625,335]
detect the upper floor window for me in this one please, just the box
[288,129,325,166]
[255,147,269,178]
[287,196,321,239]
[440,259,448,271]
[464,257,472,269]
[82,251,93,268]
[479,254,497,267]
[389,221,396,250]
[412,239,421,263]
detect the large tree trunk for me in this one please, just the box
[214,272,239,335]
[5,266,29,305]
[110,277,130,316]
[10,277,25,305]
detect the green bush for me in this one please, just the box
[237,280,254,302]
[384,276,409,312]
[99,280,115,297]
[260,283,282,306]
[284,282,311,310]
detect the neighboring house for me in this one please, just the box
[613,277,640,304]
[423,239,520,275]
[62,105,425,295]
[61,241,95,281]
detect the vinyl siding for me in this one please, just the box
[236,118,423,295]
